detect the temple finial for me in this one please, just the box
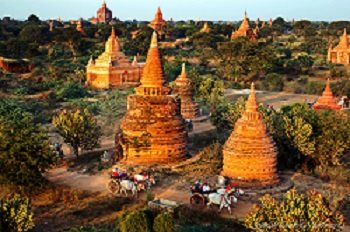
[111,27,116,37]
[151,31,158,48]
[245,82,258,113]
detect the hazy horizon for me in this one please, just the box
[1,0,350,22]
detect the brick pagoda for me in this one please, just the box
[328,29,350,65]
[222,83,280,188]
[86,28,145,89]
[313,79,342,111]
[118,32,188,165]
[231,11,258,41]
[148,7,166,35]
[172,64,200,119]
[90,0,112,24]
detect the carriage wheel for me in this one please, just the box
[190,193,205,207]
[106,179,120,195]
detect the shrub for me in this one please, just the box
[56,82,89,101]
[245,189,344,231]
[153,212,175,232]
[0,195,35,232]
[305,80,325,95]
[119,210,151,232]
[261,73,284,91]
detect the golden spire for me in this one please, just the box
[245,82,259,113]
[339,28,349,48]
[325,78,331,93]
[111,27,116,38]
[139,31,165,87]
[240,10,250,29]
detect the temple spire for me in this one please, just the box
[245,82,259,113]
[150,31,158,48]
[339,28,349,48]
[325,78,331,93]
[111,27,116,37]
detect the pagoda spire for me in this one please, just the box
[111,27,116,38]
[245,83,259,113]
[339,28,349,48]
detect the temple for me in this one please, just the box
[148,7,166,35]
[76,20,86,35]
[200,22,210,33]
[313,79,342,111]
[86,28,145,89]
[172,64,200,119]
[90,1,113,24]
[117,32,188,165]
[328,29,350,65]
[222,83,280,188]
[231,11,258,41]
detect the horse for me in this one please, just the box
[133,173,156,190]
[217,187,245,198]
[119,180,138,197]
[207,192,236,214]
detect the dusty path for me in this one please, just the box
[46,167,253,219]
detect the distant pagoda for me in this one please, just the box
[172,64,200,119]
[222,83,280,188]
[231,11,258,42]
[313,79,342,111]
[90,0,113,24]
[200,22,211,33]
[328,28,350,65]
[118,32,188,165]
[86,28,145,89]
[148,7,167,35]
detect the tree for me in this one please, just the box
[119,210,151,232]
[27,14,40,24]
[261,73,284,91]
[153,212,175,232]
[0,195,35,232]
[0,108,55,191]
[245,189,344,231]
[52,109,102,158]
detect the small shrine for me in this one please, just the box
[328,29,350,65]
[171,64,200,119]
[117,32,188,165]
[231,11,258,42]
[313,79,342,111]
[200,22,210,33]
[221,83,280,188]
[86,28,145,89]
[148,7,166,35]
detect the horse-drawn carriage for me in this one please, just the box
[189,177,244,214]
[106,169,155,197]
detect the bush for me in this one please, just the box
[153,212,175,232]
[0,195,35,232]
[245,189,344,231]
[261,73,284,91]
[305,80,325,95]
[56,82,89,101]
[119,210,151,232]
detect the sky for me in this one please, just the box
[1,0,350,22]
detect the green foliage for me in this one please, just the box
[119,210,151,232]
[56,82,89,101]
[145,190,155,203]
[153,212,175,232]
[0,195,35,232]
[261,73,284,91]
[52,109,102,157]
[305,81,326,95]
[66,225,110,232]
[245,189,344,231]
[0,108,54,191]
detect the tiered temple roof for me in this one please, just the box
[328,29,350,65]
[172,64,200,119]
[86,28,145,89]
[90,0,112,24]
[118,32,188,165]
[222,83,280,188]
[231,11,258,42]
[313,79,342,111]
[148,7,166,35]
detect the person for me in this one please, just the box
[225,184,232,193]
[202,180,210,194]
[194,180,201,191]
[188,120,193,132]
[112,168,119,179]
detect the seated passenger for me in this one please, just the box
[202,180,210,194]
[194,180,201,191]
[111,168,119,179]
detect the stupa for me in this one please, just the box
[148,7,166,35]
[117,32,188,165]
[328,29,350,65]
[90,0,113,24]
[231,11,258,42]
[222,83,280,188]
[200,22,211,33]
[172,64,200,119]
[86,28,145,89]
[313,79,342,111]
